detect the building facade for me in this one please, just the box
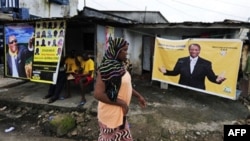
[0,0,78,64]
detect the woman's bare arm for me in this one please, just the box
[132,89,146,108]
[94,71,128,114]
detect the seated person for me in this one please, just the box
[77,52,95,107]
[64,50,95,107]
[64,50,82,97]
[43,56,67,103]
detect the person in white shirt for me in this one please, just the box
[6,35,34,78]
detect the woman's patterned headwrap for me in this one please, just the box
[99,37,128,101]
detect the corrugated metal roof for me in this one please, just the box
[128,20,250,29]
[75,7,137,25]
[103,10,168,24]
[2,6,250,29]
[76,7,168,24]
[75,7,250,28]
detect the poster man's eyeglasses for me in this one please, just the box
[9,39,17,44]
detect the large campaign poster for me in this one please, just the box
[4,23,35,79]
[31,20,66,84]
[152,37,242,100]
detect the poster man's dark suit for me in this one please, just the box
[164,56,219,90]
[7,45,33,78]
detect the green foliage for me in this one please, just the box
[49,114,76,136]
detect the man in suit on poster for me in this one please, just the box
[159,43,226,90]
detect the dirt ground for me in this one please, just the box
[0,75,250,141]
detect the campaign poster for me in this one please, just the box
[152,37,242,100]
[31,20,66,84]
[4,23,35,79]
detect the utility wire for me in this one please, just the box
[88,0,109,10]
[118,0,142,10]
[172,0,247,21]
[216,0,250,9]
[156,0,202,21]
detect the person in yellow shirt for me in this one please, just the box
[77,52,95,107]
[64,50,82,98]
[64,50,95,107]
[65,50,82,74]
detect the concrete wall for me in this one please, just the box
[124,30,143,74]
[19,0,78,18]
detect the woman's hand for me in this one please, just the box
[137,95,146,108]
[116,98,129,115]
[132,89,147,108]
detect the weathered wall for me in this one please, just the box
[19,0,78,18]
[124,30,143,75]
